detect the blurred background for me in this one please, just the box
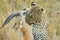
[0,0,60,40]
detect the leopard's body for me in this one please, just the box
[25,5,48,40]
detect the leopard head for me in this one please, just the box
[25,6,45,25]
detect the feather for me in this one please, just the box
[1,12,20,27]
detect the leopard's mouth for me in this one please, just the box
[29,20,40,25]
[29,21,35,25]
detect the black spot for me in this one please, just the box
[23,8,27,11]
[40,35,41,36]
[41,37,42,38]
[34,35,35,37]
[41,39,44,40]
[36,20,37,23]
[38,37,39,38]
[34,12,36,13]
[23,12,26,15]
[33,34,35,37]
[41,8,44,11]
[39,21,40,23]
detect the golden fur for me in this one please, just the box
[21,21,33,40]
[25,6,44,25]
[14,15,34,40]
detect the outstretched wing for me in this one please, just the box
[0,8,29,29]
[1,12,20,28]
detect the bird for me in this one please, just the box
[0,8,29,29]
[0,12,20,28]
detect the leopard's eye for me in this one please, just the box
[30,14,35,18]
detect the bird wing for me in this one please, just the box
[1,12,20,28]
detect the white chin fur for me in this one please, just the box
[20,20,23,28]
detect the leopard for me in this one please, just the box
[25,2,48,40]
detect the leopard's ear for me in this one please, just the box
[31,2,36,6]
[22,8,29,15]
[41,7,46,13]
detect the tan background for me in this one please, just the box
[0,0,60,40]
